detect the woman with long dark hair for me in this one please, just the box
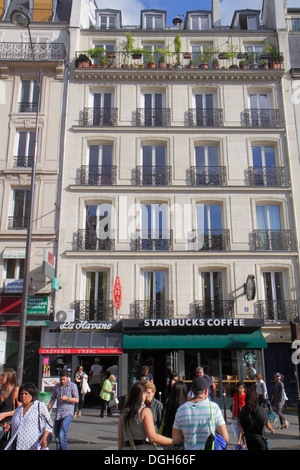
[162,380,187,449]
[118,382,180,450]
[239,387,274,450]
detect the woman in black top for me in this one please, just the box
[239,388,275,450]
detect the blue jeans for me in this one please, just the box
[54,414,73,450]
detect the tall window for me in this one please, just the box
[143,270,167,317]
[85,271,109,320]
[19,79,38,112]
[142,145,166,185]
[200,271,223,317]
[143,92,164,126]
[263,271,286,321]
[91,92,113,126]
[88,144,113,185]
[144,15,163,29]
[195,146,219,184]
[85,203,112,250]
[9,189,30,229]
[196,203,223,250]
[251,146,276,186]
[256,204,282,250]
[15,131,35,167]
[141,203,168,250]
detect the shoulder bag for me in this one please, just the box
[204,401,227,450]
[38,402,53,446]
[126,423,136,450]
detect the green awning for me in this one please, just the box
[123,330,267,350]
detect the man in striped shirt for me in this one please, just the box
[172,376,229,450]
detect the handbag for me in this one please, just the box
[126,423,136,450]
[38,402,53,447]
[204,401,227,450]
[108,397,119,408]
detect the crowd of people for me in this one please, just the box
[0,363,291,451]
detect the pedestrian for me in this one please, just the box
[48,370,79,450]
[137,365,153,384]
[239,388,275,450]
[272,372,289,429]
[144,382,163,430]
[187,367,216,401]
[99,374,115,417]
[74,365,89,418]
[231,382,246,448]
[89,358,103,405]
[172,376,228,450]
[255,373,268,405]
[246,363,257,380]
[118,382,180,450]
[161,380,187,450]
[0,369,21,449]
[4,382,53,450]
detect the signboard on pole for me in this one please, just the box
[42,250,55,279]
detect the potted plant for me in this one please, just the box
[212,57,219,69]
[264,42,283,69]
[197,45,213,68]
[183,52,191,59]
[131,47,146,60]
[260,59,269,69]
[76,53,91,68]
[187,58,196,69]
[239,59,248,69]
[158,54,166,69]
[174,34,182,68]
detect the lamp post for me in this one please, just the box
[11,7,41,384]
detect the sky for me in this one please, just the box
[97,0,299,27]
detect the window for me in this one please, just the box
[191,43,213,67]
[247,92,276,127]
[200,271,224,317]
[256,204,284,250]
[100,15,116,29]
[5,258,25,280]
[142,270,168,317]
[195,146,219,184]
[90,91,113,126]
[143,92,164,126]
[251,146,277,186]
[15,131,35,167]
[88,145,113,185]
[263,271,287,321]
[85,271,111,321]
[191,15,210,30]
[196,203,224,250]
[142,145,166,185]
[9,189,30,229]
[19,79,38,112]
[194,93,215,126]
[291,18,300,31]
[141,203,169,250]
[85,203,112,250]
[144,15,163,29]
[239,14,258,30]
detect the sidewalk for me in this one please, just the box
[48,406,300,451]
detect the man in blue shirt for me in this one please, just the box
[48,370,79,450]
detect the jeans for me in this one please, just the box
[54,414,73,450]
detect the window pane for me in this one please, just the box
[102,145,112,166]
[195,146,205,166]
[252,146,262,167]
[264,147,275,167]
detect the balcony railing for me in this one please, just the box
[188,166,227,186]
[0,42,66,61]
[131,230,173,251]
[248,166,287,187]
[75,300,114,322]
[133,300,174,319]
[81,108,118,126]
[188,229,230,251]
[252,230,292,251]
[191,300,234,319]
[78,165,117,185]
[255,300,299,323]
[241,109,280,128]
[76,229,115,251]
[188,108,224,127]
[134,166,172,186]
[18,102,38,113]
[8,217,28,230]
[136,108,171,127]
[13,156,33,168]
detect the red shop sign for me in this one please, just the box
[113,277,122,310]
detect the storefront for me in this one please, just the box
[122,317,267,408]
[38,319,124,404]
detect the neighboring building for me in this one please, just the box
[1,0,299,406]
[0,0,71,383]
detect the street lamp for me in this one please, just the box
[11,7,41,384]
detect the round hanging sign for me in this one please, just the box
[113,277,122,309]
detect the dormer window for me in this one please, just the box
[291,18,300,31]
[231,10,260,30]
[141,10,166,30]
[185,11,212,30]
[96,9,121,29]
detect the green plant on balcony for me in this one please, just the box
[264,42,283,68]
[174,34,182,67]
[85,46,107,66]
[76,53,91,68]
[197,45,214,68]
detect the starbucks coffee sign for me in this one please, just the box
[144,318,246,327]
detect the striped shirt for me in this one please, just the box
[173,398,225,450]
[50,381,79,420]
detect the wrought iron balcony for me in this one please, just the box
[18,102,38,113]
[188,108,224,127]
[13,156,33,168]
[131,230,173,251]
[133,300,174,319]
[81,107,118,126]
[8,217,28,230]
[0,42,66,62]
[255,300,299,323]
[134,166,172,186]
[76,229,115,251]
[188,166,227,186]
[241,109,280,128]
[251,230,292,251]
[188,229,230,251]
[136,108,171,127]
[78,165,117,185]
[191,300,234,319]
[75,300,114,322]
[248,166,287,187]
